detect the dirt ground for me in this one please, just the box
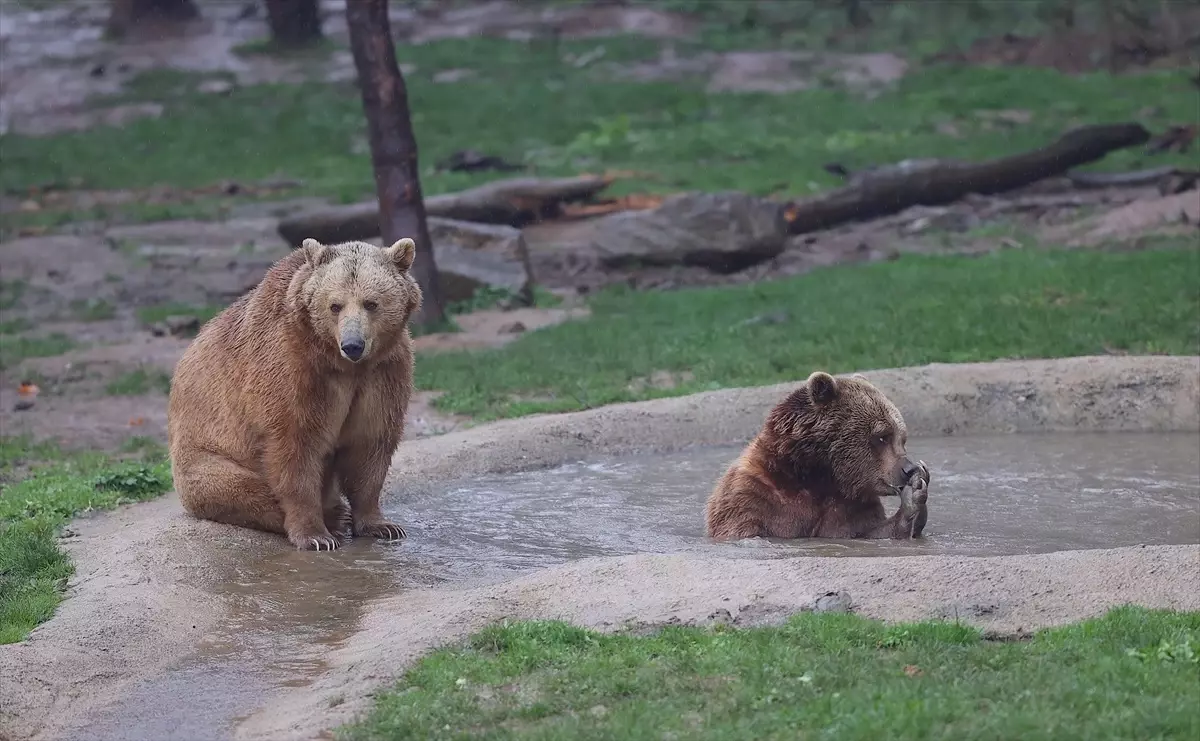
[2,180,1195,453]
[0,356,1196,741]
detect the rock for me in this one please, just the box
[428,217,535,304]
[813,590,853,613]
[587,192,788,273]
[197,79,234,95]
[496,321,526,334]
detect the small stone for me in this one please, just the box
[707,608,733,625]
[197,79,234,95]
[813,590,853,613]
[13,399,35,411]
[497,321,526,334]
[432,68,475,83]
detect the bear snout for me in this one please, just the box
[340,337,366,362]
[901,458,919,480]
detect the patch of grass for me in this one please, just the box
[0,317,31,335]
[0,438,171,644]
[0,333,75,370]
[69,298,116,322]
[134,302,223,328]
[105,368,172,396]
[342,605,1200,741]
[0,31,1194,208]
[0,280,26,312]
[416,243,1200,419]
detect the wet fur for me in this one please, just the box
[705,371,929,542]
[167,238,422,551]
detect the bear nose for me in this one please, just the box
[340,340,365,361]
[901,460,919,480]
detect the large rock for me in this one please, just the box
[428,217,535,304]
[588,192,789,273]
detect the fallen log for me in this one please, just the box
[1065,165,1198,190]
[277,174,614,247]
[784,123,1151,235]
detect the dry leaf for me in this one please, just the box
[903,665,923,677]
[129,417,145,427]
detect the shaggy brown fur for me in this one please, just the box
[705,371,930,542]
[167,237,421,551]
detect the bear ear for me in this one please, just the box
[301,238,334,268]
[384,238,416,273]
[807,371,839,406]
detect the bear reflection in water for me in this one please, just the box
[706,370,930,542]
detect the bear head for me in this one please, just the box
[761,370,918,500]
[293,237,423,364]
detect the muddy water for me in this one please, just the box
[68,432,1199,741]
[399,432,1200,569]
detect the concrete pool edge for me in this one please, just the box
[1,355,1197,741]
[384,354,1200,488]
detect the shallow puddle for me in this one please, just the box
[396,431,1200,572]
[68,432,1200,741]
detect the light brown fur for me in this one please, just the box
[705,371,930,542]
[167,237,422,551]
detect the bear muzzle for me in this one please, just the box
[340,338,366,362]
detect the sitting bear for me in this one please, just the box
[168,237,421,551]
[705,370,930,542]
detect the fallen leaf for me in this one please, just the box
[903,665,924,677]
[18,382,40,398]
[129,417,145,426]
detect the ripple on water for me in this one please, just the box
[388,431,1200,580]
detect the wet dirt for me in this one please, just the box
[2,356,1198,741]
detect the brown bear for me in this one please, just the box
[705,370,930,542]
[167,237,421,551]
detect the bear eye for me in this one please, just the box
[362,300,378,312]
[330,303,343,314]
[874,433,889,446]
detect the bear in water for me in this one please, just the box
[706,371,930,542]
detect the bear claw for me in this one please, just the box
[358,522,406,541]
[296,534,342,552]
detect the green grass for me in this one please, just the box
[0,438,171,644]
[0,333,76,371]
[342,606,1200,741]
[69,298,116,322]
[416,243,1200,419]
[105,368,172,396]
[134,302,224,328]
[0,32,1195,213]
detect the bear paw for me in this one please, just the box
[324,503,354,541]
[291,531,342,551]
[356,520,407,541]
[908,459,931,491]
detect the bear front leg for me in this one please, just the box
[862,481,926,539]
[337,443,406,541]
[909,460,930,538]
[267,440,341,551]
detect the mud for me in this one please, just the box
[1,355,1198,741]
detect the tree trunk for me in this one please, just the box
[264,0,323,47]
[106,0,199,39]
[344,0,446,327]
